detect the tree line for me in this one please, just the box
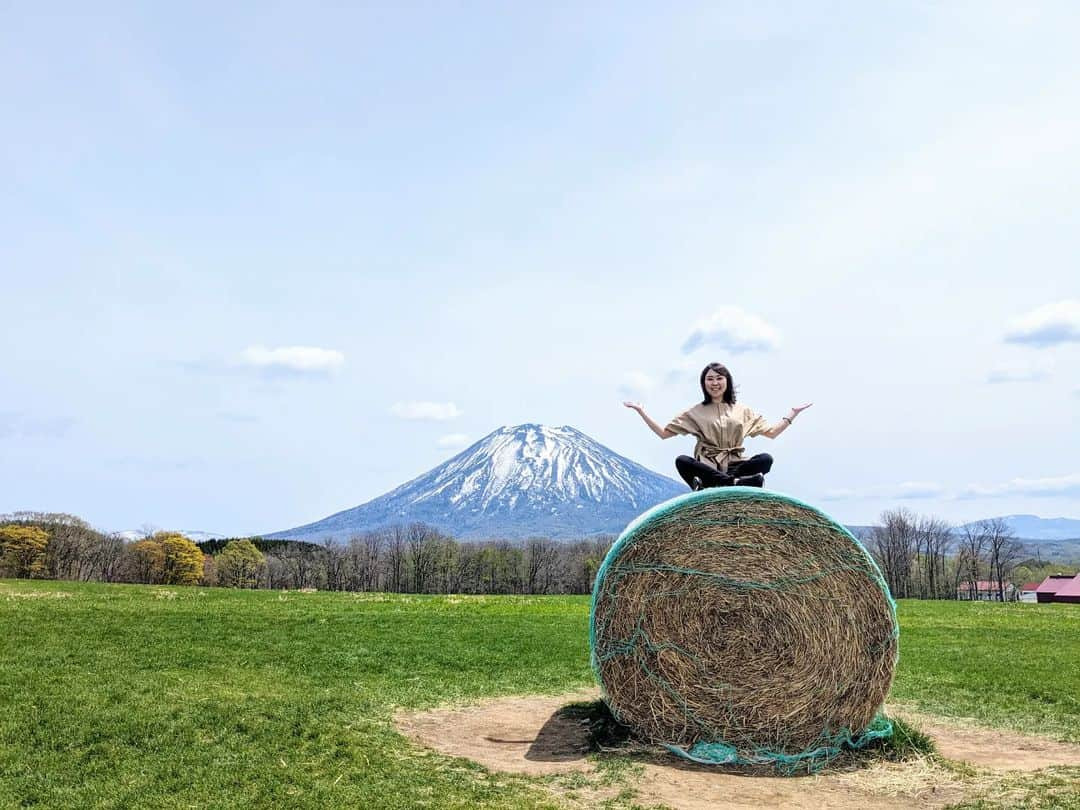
[207,524,614,595]
[865,508,1040,600]
[0,508,1068,599]
[0,512,612,595]
[0,512,206,585]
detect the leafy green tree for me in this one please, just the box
[0,525,49,578]
[216,539,265,588]
[1013,560,1077,589]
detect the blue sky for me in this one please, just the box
[3,2,1078,535]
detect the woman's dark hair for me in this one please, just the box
[700,362,736,405]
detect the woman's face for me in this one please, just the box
[703,371,727,401]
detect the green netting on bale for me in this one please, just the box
[589,488,898,774]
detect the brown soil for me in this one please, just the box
[394,690,1080,810]
[887,705,1080,771]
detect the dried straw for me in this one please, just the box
[590,488,898,772]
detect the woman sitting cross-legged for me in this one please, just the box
[624,362,811,490]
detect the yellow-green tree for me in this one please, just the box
[159,533,204,585]
[215,539,266,588]
[0,525,49,578]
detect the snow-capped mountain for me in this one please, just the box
[265,424,686,541]
[116,530,228,542]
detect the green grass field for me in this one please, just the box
[2,580,1078,809]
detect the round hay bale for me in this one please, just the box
[590,488,898,771]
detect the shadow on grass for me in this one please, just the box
[531,700,936,777]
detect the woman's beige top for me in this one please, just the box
[665,401,770,472]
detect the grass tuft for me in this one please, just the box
[848,716,936,762]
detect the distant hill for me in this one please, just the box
[265,424,686,541]
[956,515,1080,561]
[1015,537,1080,563]
[107,490,1077,557]
[960,514,1080,541]
[848,517,1080,561]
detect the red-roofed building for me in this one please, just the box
[1035,574,1080,604]
[1053,575,1080,604]
[1019,582,1041,602]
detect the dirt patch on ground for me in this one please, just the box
[394,690,1080,810]
[396,690,601,777]
[888,705,1080,771]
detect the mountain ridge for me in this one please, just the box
[959,514,1080,541]
[265,424,686,541]
[262,427,1080,545]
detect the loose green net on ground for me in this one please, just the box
[589,488,899,773]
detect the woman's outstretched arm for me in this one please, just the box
[623,401,676,439]
[762,402,813,439]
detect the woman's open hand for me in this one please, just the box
[791,403,813,416]
[623,401,644,412]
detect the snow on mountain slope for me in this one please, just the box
[265,424,686,541]
[116,530,227,542]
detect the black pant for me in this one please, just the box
[675,453,774,489]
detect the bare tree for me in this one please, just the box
[321,538,347,591]
[984,517,1024,601]
[561,537,613,594]
[458,543,485,593]
[278,542,319,589]
[262,554,289,589]
[362,531,386,591]
[434,538,464,594]
[957,522,989,599]
[524,537,559,594]
[385,526,408,592]
[97,533,128,582]
[869,509,917,598]
[915,515,953,599]
[406,523,441,593]
[346,531,384,591]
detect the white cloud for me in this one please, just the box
[618,371,656,398]
[681,307,781,355]
[893,482,948,499]
[961,474,1080,499]
[822,481,945,501]
[238,345,345,374]
[827,474,1080,502]
[436,433,470,448]
[391,401,462,421]
[1004,300,1080,347]
[985,358,1053,384]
